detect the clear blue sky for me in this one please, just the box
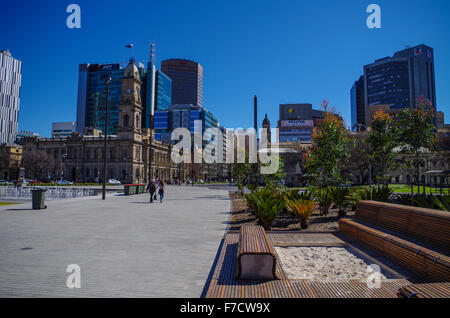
[1,0,449,137]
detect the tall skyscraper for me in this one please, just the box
[350,75,365,130]
[364,44,436,111]
[0,49,22,144]
[161,59,203,107]
[76,56,172,134]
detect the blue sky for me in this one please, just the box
[1,0,450,137]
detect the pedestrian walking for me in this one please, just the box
[147,181,156,203]
[158,179,165,203]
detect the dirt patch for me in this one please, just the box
[228,191,355,232]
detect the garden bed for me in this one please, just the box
[229,192,355,232]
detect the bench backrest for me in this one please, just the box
[356,200,450,248]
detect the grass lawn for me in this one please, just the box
[0,202,19,206]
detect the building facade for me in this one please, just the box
[364,44,436,111]
[24,60,183,184]
[350,75,366,130]
[161,59,203,107]
[52,122,76,138]
[277,104,323,143]
[0,143,22,180]
[76,58,172,134]
[0,50,22,144]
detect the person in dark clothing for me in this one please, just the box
[158,180,165,203]
[147,181,156,203]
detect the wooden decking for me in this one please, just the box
[203,232,411,298]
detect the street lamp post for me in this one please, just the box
[101,75,111,200]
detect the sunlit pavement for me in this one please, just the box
[0,185,230,297]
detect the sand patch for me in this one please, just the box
[275,247,388,282]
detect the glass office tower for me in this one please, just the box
[363,44,436,111]
[0,50,22,144]
[350,75,366,130]
[76,61,171,134]
[161,59,203,107]
[154,104,219,143]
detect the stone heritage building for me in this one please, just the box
[0,143,22,181]
[22,60,184,184]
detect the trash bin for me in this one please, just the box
[31,188,47,210]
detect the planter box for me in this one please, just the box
[124,184,137,195]
[124,184,146,195]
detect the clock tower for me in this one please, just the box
[117,58,143,142]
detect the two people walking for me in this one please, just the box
[146,179,165,203]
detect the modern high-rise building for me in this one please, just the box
[142,62,172,129]
[364,44,436,111]
[277,104,323,143]
[161,59,203,107]
[154,104,218,143]
[76,57,172,134]
[0,49,22,144]
[350,75,366,131]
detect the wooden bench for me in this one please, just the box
[339,201,450,282]
[235,225,278,280]
[356,201,450,249]
[398,282,450,298]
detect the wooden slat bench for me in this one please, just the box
[235,225,278,280]
[339,201,450,282]
[356,201,450,249]
[398,282,450,298]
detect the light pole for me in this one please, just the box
[101,75,111,200]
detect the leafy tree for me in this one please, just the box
[262,156,287,188]
[304,104,351,187]
[397,97,436,196]
[366,111,399,184]
[347,132,370,184]
[22,149,55,180]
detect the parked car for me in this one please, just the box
[57,180,74,185]
[107,179,121,185]
[0,180,12,185]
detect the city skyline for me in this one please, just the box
[1,0,450,137]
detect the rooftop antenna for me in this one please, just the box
[150,42,156,65]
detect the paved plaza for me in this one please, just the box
[0,185,231,297]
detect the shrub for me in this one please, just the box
[348,188,363,210]
[315,187,333,215]
[329,187,351,218]
[246,183,258,193]
[286,199,316,229]
[432,195,450,211]
[244,187,285,229]
[359,185,394,202]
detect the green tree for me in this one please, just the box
[366,111,399,184]
[304,103,351,187]
[397,97,436,196]
[262,156,287,188]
